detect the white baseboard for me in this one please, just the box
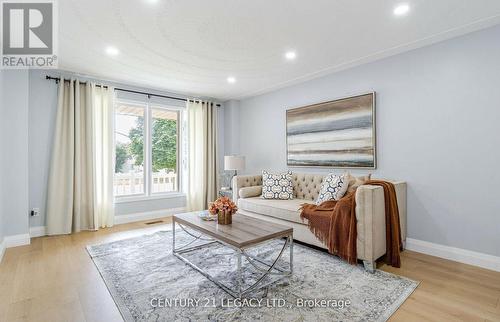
[4,233,31,248]
[0,234,31,263]
[30,226,46,238]
[114,207,186,225]
[0,238,5,263]
[406,238,500,272]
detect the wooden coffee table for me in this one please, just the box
[172,212,293,298]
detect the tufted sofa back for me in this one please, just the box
[235,175,263,189]
[232,173,326,201]
[292,173,325,201]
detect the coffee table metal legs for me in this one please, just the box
[171,219,293,298]
[172,219,175,251]
[237,250,243,298]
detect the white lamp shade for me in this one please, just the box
[224,155,245,171]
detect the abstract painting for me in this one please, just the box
[286,92,376,168]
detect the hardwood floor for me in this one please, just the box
[1,217,499,322]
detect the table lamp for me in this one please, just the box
[223,155,245,190]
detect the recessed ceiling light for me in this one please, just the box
[227,77,236,84]
[393,3,410,16]
[105,46,120,56]
[285,51,297,60]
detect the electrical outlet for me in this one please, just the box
[31,208,40,217]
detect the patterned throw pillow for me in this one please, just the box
[315,173,349,205]
[262,170,294,200]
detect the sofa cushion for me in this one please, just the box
[239,185,262,198]
[262,170,294,200]
[237,197,306,224]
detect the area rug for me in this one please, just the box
[87,230,418,322]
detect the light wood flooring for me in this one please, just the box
[1,217,499,322]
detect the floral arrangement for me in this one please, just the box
[208,196,238,216]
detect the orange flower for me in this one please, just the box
[208,196,238,215]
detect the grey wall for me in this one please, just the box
[1,70,30,236]
[0,70,5,243]
[28,70,223,228]
[229,25,500,257]
[28,70,58,228]
[223,100,241,155]
[114,196,186,215]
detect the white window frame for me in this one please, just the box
[114,98,184,203]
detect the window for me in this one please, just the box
[151,107,179,193]
[114,103,145,196]
[114,100,181,198]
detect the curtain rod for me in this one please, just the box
[45,76,221,107]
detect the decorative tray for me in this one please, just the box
[198,210,217,221]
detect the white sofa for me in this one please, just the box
[232,173,407,272]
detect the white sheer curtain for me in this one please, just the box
[187,100,218,211]
[46,79,114,235]
[92,84,114,229]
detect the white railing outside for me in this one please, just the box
[114,171,177,196]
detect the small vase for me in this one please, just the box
[217,210,232,225]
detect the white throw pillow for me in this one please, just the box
[262,170,294,200]
[315,173,349,205]
[239,185,262,198]
[346,172,371,193]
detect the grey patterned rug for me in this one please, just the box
[87,230,418,322]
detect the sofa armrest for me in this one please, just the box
[232,175,263,203]
[355,181,408,261]
[355,185,386,261]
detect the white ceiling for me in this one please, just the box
[58,0,500,101]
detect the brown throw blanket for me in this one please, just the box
[300,180,403,267]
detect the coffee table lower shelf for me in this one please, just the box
[172,219,293,298]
